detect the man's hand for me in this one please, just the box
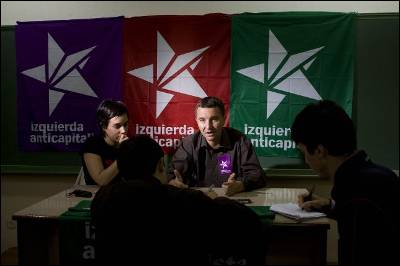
[168,169,189,189]
[298,193,330,211]
[205,190,218,199]
[222,173,245,196]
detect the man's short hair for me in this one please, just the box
[195,96,225,117]
[291,100,356,156]
[117,135,164,179]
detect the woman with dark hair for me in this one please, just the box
[80,100,129,185]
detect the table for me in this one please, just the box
[12,185,97,265]
[13,186,330,265]
[197,187,331,265]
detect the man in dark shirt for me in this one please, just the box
[91,135,267,265]
[292,100,399,265]
[168,96,266,196]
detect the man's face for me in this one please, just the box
[297,143,329,178]
[196,107,225,145]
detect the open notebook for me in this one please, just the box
[270,203,326,221]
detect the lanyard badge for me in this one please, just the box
[217,153,232,175]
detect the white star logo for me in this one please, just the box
[236,30,324,119]
[21,33,98,116]
[220,160,228,169]
[127,31,209,118]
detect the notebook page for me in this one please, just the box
[270,203,326,220]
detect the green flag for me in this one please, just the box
[231,12,355,157]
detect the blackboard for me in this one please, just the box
[354,14,399,171]
[1,14,398,174]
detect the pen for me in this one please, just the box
[303,184,315,202]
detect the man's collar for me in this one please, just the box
[199,128,232,150]
[220,128,233,149]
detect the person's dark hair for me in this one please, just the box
[195,96,225,117]
[291,100,356,156]
[117,135,164,179]
[96,100,128,136]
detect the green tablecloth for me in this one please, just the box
[248,205,275,224]
[59,200,94,265]
[59,200,92,220]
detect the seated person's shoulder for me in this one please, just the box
[360,164,399,185]
[114,179,165,197]
[91,184,114,223]
[173,131,204,153]
[165,185,213,203]
[85,135,103,145]
[80,135,104,154]
[180,131,201,145]
[92,180,165,212]
[225,127,250,143]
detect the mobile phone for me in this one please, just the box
[71,189,92,198]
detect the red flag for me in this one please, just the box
[124,14,230,153]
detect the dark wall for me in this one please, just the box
[354,14,399,170]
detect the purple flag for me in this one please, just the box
[16,17,123,151]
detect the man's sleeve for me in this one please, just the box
[239,138,267,191]
[167,138,195,184]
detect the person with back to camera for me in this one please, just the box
[291,99,399,265]
[167,96,266,196]
[91,135,267,265]
[80,100,129,185]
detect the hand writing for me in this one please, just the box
[298,192,330,211]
